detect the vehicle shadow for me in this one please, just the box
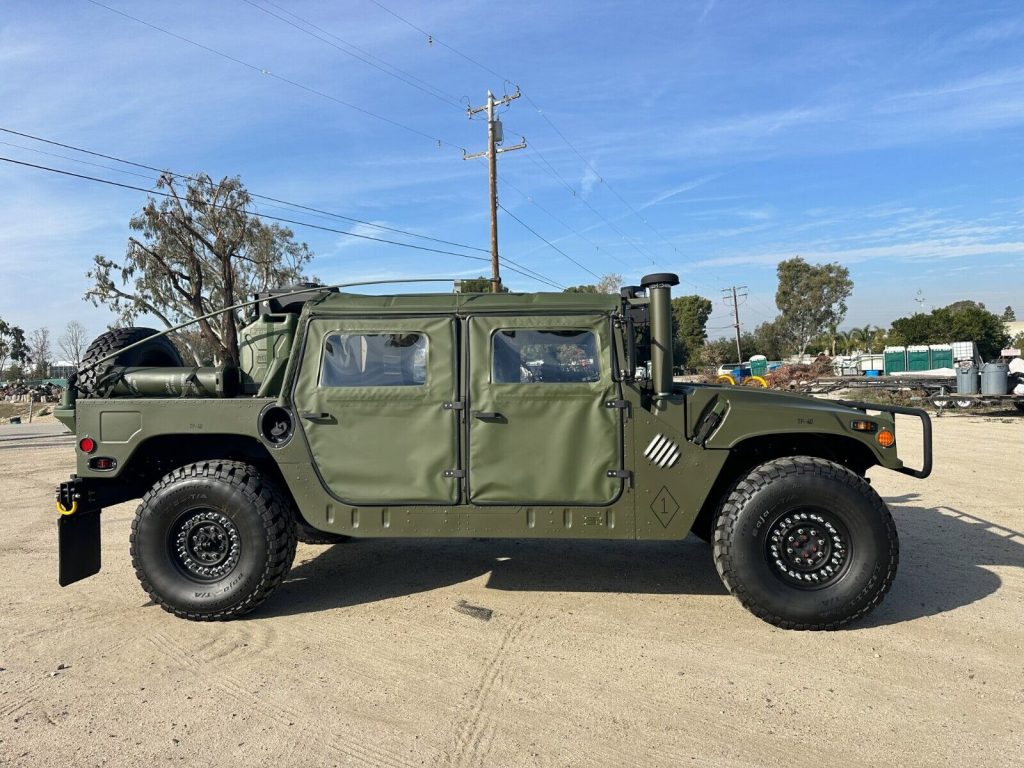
[863,501,1024,627]
[258,501,1023,625]
[258,537,725,618]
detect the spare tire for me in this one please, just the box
[77,327,184,397]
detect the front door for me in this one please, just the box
[293,316,459,505]
[466,314,624,505]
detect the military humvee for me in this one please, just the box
[53,273,931,629]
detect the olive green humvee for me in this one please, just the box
[53,274,931,629]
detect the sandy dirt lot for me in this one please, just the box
[1,413,1022,767]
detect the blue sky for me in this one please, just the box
[2,0,1023,346]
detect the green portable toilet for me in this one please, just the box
[929,344,953,370]
[750,355,768,377]
[883,346,907,374]
[907,345,930,371]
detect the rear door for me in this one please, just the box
[293,316,459,505]
[466,313,623,505]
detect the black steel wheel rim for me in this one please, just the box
[169,509,241,582]
[765,508,850,590]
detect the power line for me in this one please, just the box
[0,155,562,289]
[362,1,767,300]
[0,126,489,256]
[366,0,508,83]
[497,203,601,280]
[79,3,568,289]
[506,132,664,268]
[517,149,645,268]
[82,1,625,292]
[83,0,467,152]
[499,176,607,262]
[0,139,160,184]
[364,1,674,265]
[240,0,465,109]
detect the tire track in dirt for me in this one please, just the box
[0,678,44,720]
[147,629,424,768]
[446,605,535,768]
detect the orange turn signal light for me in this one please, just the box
[877,430,895,448]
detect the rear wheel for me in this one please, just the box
[713,456,898,630]
[130,460,296,621]
[77,327,183,397]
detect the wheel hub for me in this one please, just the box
[767,510,848,588]
[173,510,241,581]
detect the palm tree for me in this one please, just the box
[826,322,839,357]
[833,330,851,357]
[849,324,878,353]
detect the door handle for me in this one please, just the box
[300,411,331,420]
[472,411,502,420]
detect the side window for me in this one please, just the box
[320,333,427,387]
[492,329,600,384]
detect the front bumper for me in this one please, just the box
[835,400,933,479]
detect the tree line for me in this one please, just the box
[0,320,92,382]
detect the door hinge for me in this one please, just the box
[443,401,464,410]
[604,399,629,410]
[606,469,632,479]
[443,469,466,478]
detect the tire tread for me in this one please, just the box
[129,460,297,621]
[712,456,899,631]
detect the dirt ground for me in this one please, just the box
[1,413,1022,767]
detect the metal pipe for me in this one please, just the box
[640,273,680,397]
[107,367,239,398]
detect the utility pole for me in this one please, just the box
[722,286,748,365]
[464,88,526,293]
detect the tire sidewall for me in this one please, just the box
[726,469,893,625]
[134,476,271,616]
[79,328,184,396]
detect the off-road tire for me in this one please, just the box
[713,456,898,630]
[295,517,350,545]
[130,460,297,621]
[77,327,183,397]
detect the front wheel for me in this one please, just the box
[130,461,296,621]
[713,456,898,630]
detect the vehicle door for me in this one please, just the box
[293,316,459,505]
[466,313,624,505]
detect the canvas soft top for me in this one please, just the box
[306,290,622,316]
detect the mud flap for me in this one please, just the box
[58,512,101,586]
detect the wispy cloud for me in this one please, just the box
[580,165,600,198]
[696,239,1024,269]
[640,175,716,210]
[698,0,718,24]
